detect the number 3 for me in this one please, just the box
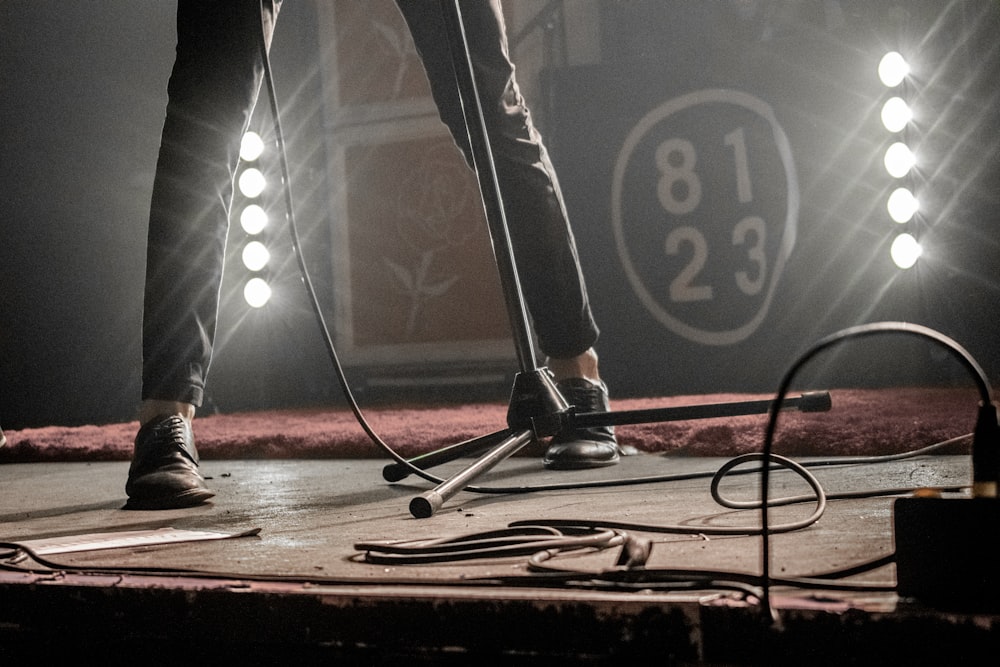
[733,215,766,295]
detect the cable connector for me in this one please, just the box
[614,534,653,569]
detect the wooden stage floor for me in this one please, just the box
[1,452,998,664]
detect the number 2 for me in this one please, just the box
[665,226,713,302]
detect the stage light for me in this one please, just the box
[881,96,912,133]
[240,131,265,162]
[884,142,915,178]
[242,240,270,272]
[890,232,922,269]
[238,167,266,198]
[878,51,909,88]
[244,277,272,308]
[240,203,268,235]
[887,187,919,223]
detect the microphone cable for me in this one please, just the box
[255,2,806,496]
[254,4,993,551]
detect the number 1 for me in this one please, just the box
[724,127,753,204]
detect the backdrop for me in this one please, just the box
[545,0,1000,398]
[2,1,997,430]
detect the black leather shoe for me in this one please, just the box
[544,378,621,470]
[125,414,214,510]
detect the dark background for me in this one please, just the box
[2,1,998,429]
[2,1,336,429]
[547,0,1000,398]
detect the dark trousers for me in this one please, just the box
[142,0,598,407]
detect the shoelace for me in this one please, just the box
[151,416,187,443]
[558,382,605,412]
[144,416,197,463]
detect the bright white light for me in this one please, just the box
[891,233,922,269]
[238,167,266,198]
[878,51,909,88]
[884,142,915,178]
[240,204,268,235]
[240,131,265,162]
[242,241,270,271]
[244,277,272,308]
[887,187,919,223]
[881,97,912,133]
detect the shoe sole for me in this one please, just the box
[123,488,216,511]
[542,456,620,471]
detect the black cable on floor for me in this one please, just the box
[755,321,996,620]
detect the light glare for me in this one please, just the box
[240,131,265,162]
[244,277,272,308]
[887,187,919,223]
[890,233,922,269]
[240,204,268,235]
[878,51,909,87]
[242,241,270,271]
[881,97,912,133]
[238,167,266,198]
[884,142,915,178]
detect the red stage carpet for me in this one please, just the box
[0,387,979,463]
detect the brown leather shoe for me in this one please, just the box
[125,414,214,510]
[543,379,621,470]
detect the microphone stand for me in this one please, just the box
[404,0,569,519]
[400,0,830,518]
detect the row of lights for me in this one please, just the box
[237,131,273,307]
[877,51,922,270]
[235,59,921,289]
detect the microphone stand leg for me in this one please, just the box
[409,428,535,518]
[407,368,568,518]
[382,429,510,483]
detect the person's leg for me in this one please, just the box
[129,0,281,509]
[396,1,598,361]
[142,0,280,411]
[395,1,620,468]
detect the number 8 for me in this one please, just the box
[655,138,702,215]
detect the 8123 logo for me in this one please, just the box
[611,89,799,346]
